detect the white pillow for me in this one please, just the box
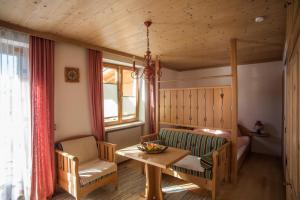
[173,155,204,172]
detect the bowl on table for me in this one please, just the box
[137,142,168,154]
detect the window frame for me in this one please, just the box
[103,62,139,127]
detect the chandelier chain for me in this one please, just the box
[131,20,161,80]
[147,26,150,52]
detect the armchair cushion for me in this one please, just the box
[60,136,98,164]
[79,159,117,187]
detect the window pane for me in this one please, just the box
[103,67,118,122]
[122,69,137,120]
[103,67,117,84]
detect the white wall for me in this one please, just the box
[160,61,283,156]
[54,42,145,151]
[178,66,231,88]
[238,61,283,156]
[160,66,231,89]
[54,42,91,141]
[160,68,179,88]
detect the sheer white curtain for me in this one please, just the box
[0,27,31,200]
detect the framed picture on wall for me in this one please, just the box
[65,67,80,82]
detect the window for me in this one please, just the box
[0,28,31,200]
[103,63,139,126]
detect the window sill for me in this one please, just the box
[105,121,145,133]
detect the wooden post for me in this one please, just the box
[230,38,238,183]
[155,55,160,132]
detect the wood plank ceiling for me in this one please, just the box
[0,0,286,70]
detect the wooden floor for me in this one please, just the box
[53,153,284,200]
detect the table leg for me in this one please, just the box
[145,164,163,200]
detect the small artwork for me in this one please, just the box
[65,67,80,82]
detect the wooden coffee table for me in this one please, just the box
[116,145,190,200]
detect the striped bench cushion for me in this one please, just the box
[186,133,227,157]
[158,128,190,149]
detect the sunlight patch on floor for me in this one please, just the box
[162,183,199,193]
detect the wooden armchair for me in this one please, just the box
[56,136,117,200]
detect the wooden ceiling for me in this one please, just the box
[0,0,286,70]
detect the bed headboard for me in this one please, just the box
[159,86,232,130]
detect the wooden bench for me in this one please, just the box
[141,128,230,200]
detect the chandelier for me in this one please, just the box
[131,21,161,80]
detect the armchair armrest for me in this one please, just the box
[55,149,80,196]
[56,149,78,161]
[140,133,158,143]
[55,150,79,176]
[97,141,117,163]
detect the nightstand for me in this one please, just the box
[250,131,270,137]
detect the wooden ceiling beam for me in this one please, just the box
[230,38,238,184]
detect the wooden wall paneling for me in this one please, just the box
[197,89,206,127]
[164,90,171,123]
[205,88,214,127]
[291,46,299,199]
[159,86,233,131]
[298,40,300,200]
[170,90,177,124]
[222,87,232,129]
[287,59,293,196]
[190,89,198,126]
[283,68,287,183]
[159,90,165,123]
[177,90,184,124]
[285,3,300,199]
[183,89,191,125]
[213,88,223,128]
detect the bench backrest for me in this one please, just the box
[158,128,227,156]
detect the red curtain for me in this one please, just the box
[30,36,55,200]
[149,76,156,134]
[149,60,159,134]
[87,49,105,141]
